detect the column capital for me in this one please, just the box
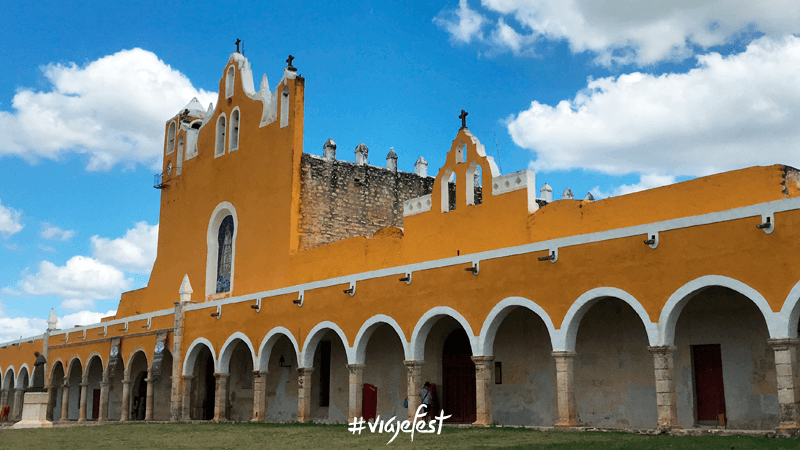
[121,379,131,386]
[471,355,494,364]
[252,370,267,377]
[80,382,89,387]
[403,360,425,369]
[551,351,577,359]
[768,338,800,349]
[62,381,70,388]
[347,363,366,374]
[648,345,678,355]
[181,374,194,381]
[0,388,8,393]
[100,381,110,387]
[213,372,230,380]
[297,367,315,376]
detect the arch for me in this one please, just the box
[441,168,455,213]
[558,287,657,352]
[124,347,148,376]
[229,107,240,152]
[3,366,14,389]
[49,358,64,382]
[183,337,217,375]
[65,355,83,381]
[215,113,227,157]
[83,352,104,382]
[225,66,234,98]
[257,327,300,371]
[166,121,176,155]
[465,160,482,206]
[659,275,778,346]
[300,321,351,368]
[205,202,238,297]
[352,314,410,364]
[16,364,30,389]
[779,279,800,339]
[410,306,478,361]
[478,297,557,356]
[218,332,257,373]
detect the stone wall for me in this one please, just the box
[298,154,435,251]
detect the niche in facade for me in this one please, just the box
[215,114,227,157]
[229,108,240,152]
[226,66,234,99]
[216,215,234,294]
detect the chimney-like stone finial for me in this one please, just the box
[584,192,595,202]
[387,147,398,172]
[355,143,369,165]
[323,138,337,161]
[47,308,58,331]
[562,188,574,200]
[179,274,193,303]
[540,183,553,203]
[415,156,428,177]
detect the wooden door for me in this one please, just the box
[693,344,727,423]
[362,384,377,422]
[442,329,476,423]
[92,389,101,420]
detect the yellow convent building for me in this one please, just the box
[3,51,800,434]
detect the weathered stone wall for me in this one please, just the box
[298,154,434,251]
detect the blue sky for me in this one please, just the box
[2,1,800,341]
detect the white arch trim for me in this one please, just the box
[780,278,800,339]
[478,297,557,356]
[183,337,217,375]
[300,321,351,368]
[125,347,149,376]
[218,331,257,373]
[257,327,300,372]
[205,201,238,297]
[65,355,83,380]
[658,275,779,346]
[410,306,478,361]
[353,314,410,364]
[558,287,658,352]
[3,366,14,389]
[16,364,30,389]
[49,358,64,382]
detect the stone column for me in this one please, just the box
[46,386,56,421]
[120,375,131,422]
[472,356,494,427]
[297,367,314,423]
[170,294,189,422]
[0,388,8,410]
[12,389,24,421]
[98,378,110,422]
[145,366,155,421]
[213,373,229,422]
[770,338,800,435]
[649,346,679,430]
[60,382,70,422]
[404,360,424,421]
[180,375,193,421]
[347,364,365,423]
[78,382,89,422]
[552,351,578,429]
[252,370,267,422]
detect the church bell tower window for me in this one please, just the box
[216,215,234,293]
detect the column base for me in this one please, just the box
[777,422,800,437]
[472,419,493,427]
[554,419,579,429]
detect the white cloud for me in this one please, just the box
[6,256,131,310]
[0,48,217,171]
[40,223,75,241]
[58,309,117,329]
[0,309,116,343]
[509,36,800,178]
[591,174,676,199]
[91,222,158,274]
[38,244,55,252]
[433,0,488,44]
[0,200,23,237]
[435,0,800,66]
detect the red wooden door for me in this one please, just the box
[92,389,101,420]
[693,344,726,422]
[362,384,377,422]
[442,329,476,423]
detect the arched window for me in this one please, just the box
[177,136,184,175]
[225,66,235,99]
[216,215,234,293]
[166,122,176,155]
[215,114,226,157]
[229,108,240,152]
[466,161,482,206]
[441,169,456,212]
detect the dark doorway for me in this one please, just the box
[133,373,147,420]
[320,341,331,407]
[442,329,476,423]
[362,383,377,422]
[204,353,216,420]
[693,344,727,424]
[92,389,100,420]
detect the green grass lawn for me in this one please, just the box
[0,422,798,449]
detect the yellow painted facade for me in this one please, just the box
[3,52,800,432]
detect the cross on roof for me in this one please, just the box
[235,38,241,53]
[287,55,295,68]
[459,109,468,129]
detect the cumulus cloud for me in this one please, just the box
[435,0,800,65]
[591,174,677,199]
[509,36,800,179]
[5,256,131,310]
[58,309,117,329]
[40,223,75,241]
[91,222,158,274]
[0,200,23,237]
[0,48,217,170]
[0,309,116,342]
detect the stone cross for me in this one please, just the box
[459,110,468,128]
[287,55,295,68]
[235,39,241,53]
